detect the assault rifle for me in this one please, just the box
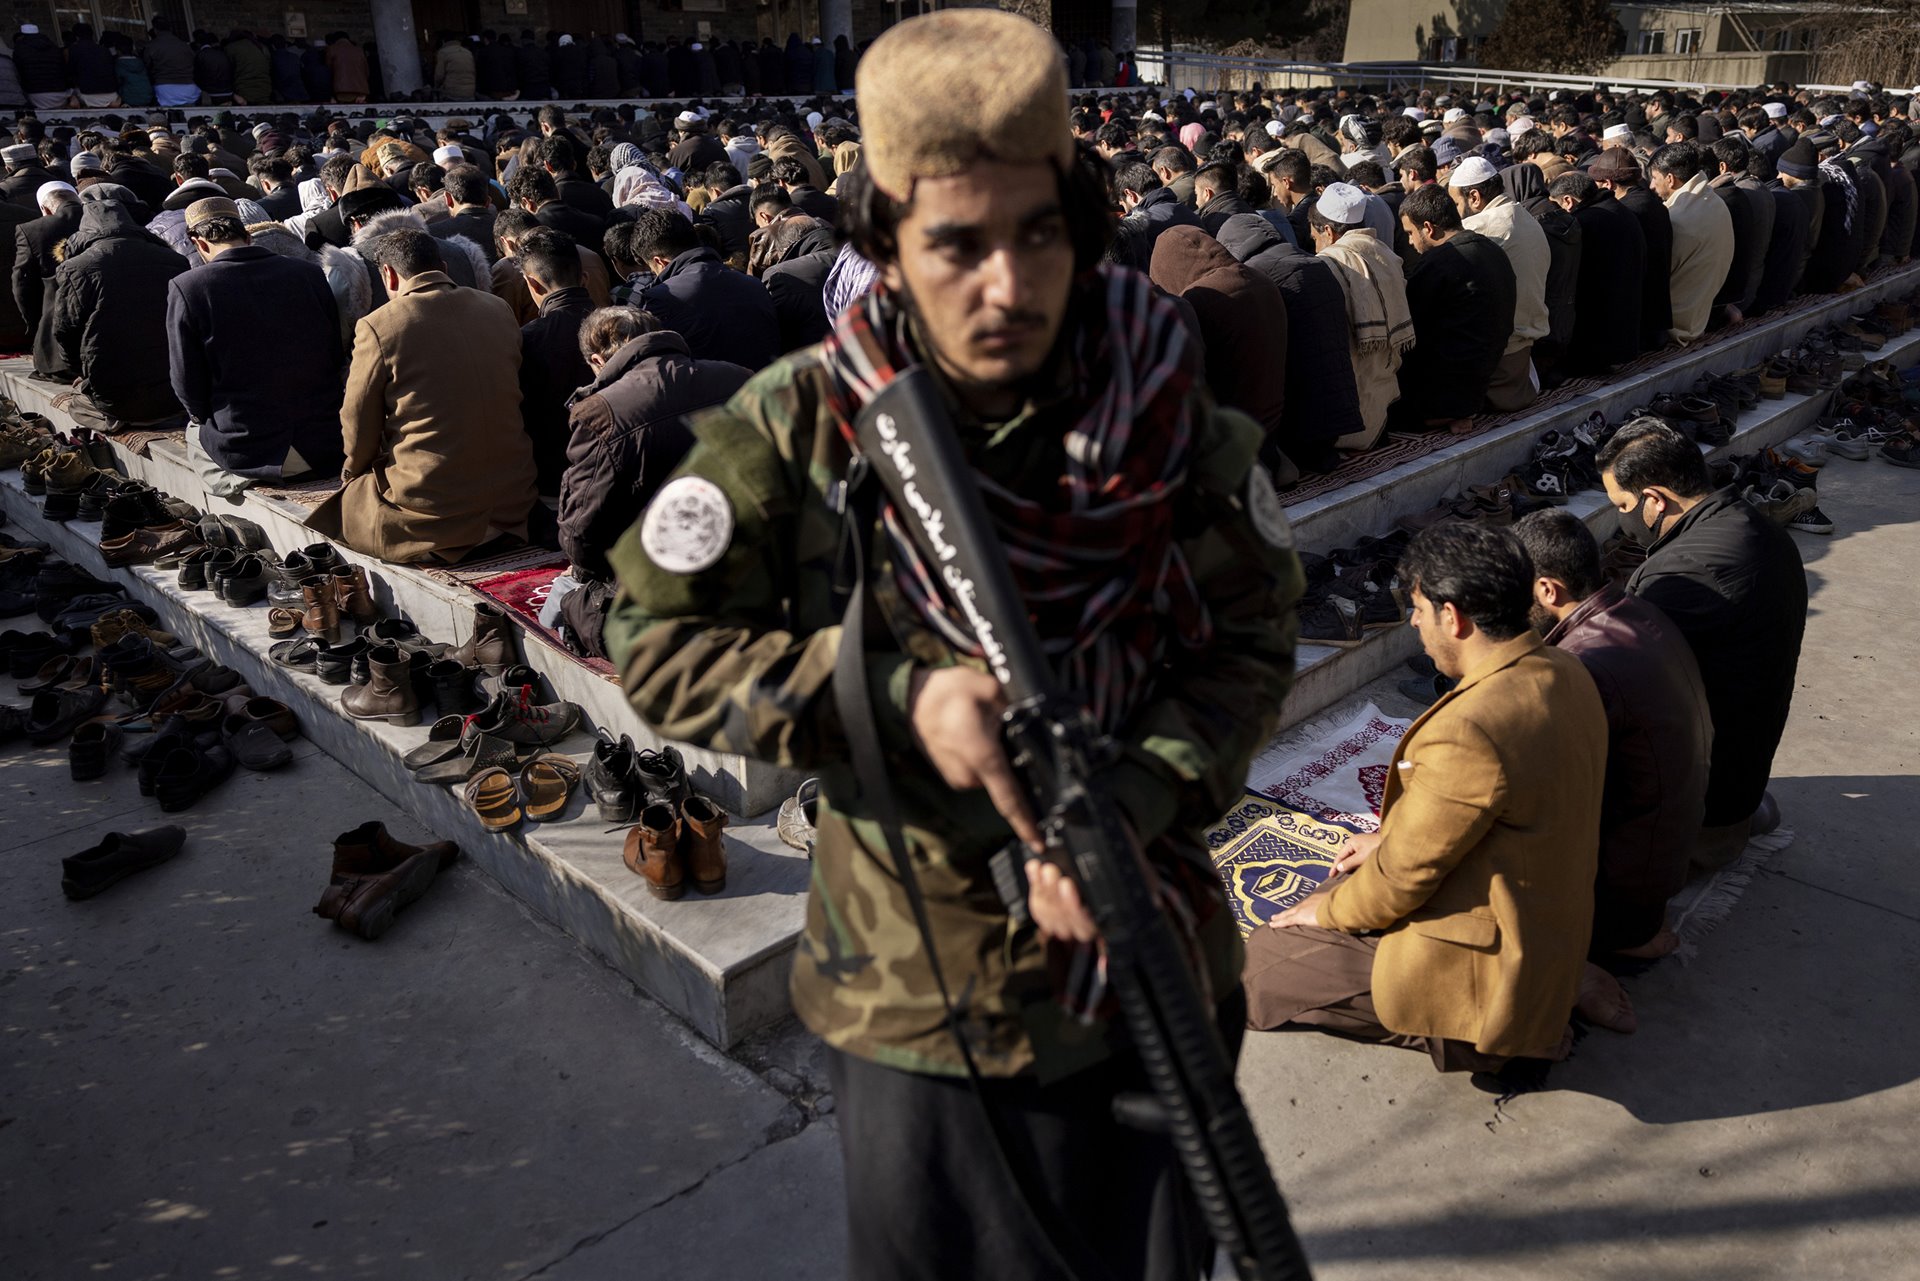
[846,367,1314,1281]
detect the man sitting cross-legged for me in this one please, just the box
[1244,521,1607,1075]
[1513,509,1713,1020]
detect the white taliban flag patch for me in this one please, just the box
[640,476,735,574]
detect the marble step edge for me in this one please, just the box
[0,366,805,818]
[1284,263,1920,558]
[0,477,812,1048]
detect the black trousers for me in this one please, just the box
[826,990,1247,1281]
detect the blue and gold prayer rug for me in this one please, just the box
[1204,793,1357,937]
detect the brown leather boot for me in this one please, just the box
[301,575,341,644]
[453,602,516,676]
[331,563,377,625]
[682,795,727,894]
[340,642,420,726]
[624,802,685,899]
[314,820,461,940]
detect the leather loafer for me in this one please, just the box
[61,826,188,900]
[220,554,269,606]
[314,821,460,940]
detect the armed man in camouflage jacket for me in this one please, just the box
[604,12,1303,1279]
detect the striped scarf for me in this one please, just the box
[823,266,1221,1022]
[819,264,1213,733]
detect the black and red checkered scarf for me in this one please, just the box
[819,264,1213,735]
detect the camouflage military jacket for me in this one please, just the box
[604,347,1303,1080]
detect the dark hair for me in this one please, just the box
[841,146,1116,275]
[1461,175,1504,205]
[174,154,209,179]
[1649,142,1704,183]
[1394,145,1435,183]
[1346,159,1387,187]
[1093,121,1129,149]
[749,185,791,216]
[1595,417,1711,499]
[443,163,490,205]
[628,207,699,263]
[1668,114,1700,141]
[519,226,583,289]
[507,167,557,205]
[1400,182,1460,232]
[1192,161,1235,198]
[601,220,642,273]
[1114,159,1160,195]
[320,154,357,190]
[1512,509,1604,601]
[1709,134,1750,174]
[539,134,576,172]
[771,156,809,187]
[703,160,742,190]
[1151,145,1196,176]
[536,105,567,130]
[1549,170,1597,203]
[362,226,443,279]
[410,162,445,194]
[190,214,250,244]
[493,206,538,255]
[1399,522,1535,641]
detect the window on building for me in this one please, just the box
[1676,28,1702,53]
[1635,30,1666,55]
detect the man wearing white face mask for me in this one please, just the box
[1596,419,1807,873]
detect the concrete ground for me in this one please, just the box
[4,456,1916,1280]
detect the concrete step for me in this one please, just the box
[0,471,810,1050]
[0,362,804,820]
[1286,263,1920,558]
[1275,311,1920,733]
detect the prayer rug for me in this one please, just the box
[1204,792,1354,936]
[251,475,341,510]
[1245,701,1411,832]
[105,427,186,460]
[1668,826,1796,961]
[469,564,616,678]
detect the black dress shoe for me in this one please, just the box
[220,554,269,606]
[428,659,481,715]
[61,826,188,899]
[585,729,641,824]
[315,637,368,686]
[176,547,217,591]
[8,631,70,678]
[154,737,236,813]
[27,684,109,745]
[69,721,122,780]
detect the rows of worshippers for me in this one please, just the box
[2,103,880,649]
[0,22,1141,112]
[1087,78,1915,483]
[2,79,1903,646]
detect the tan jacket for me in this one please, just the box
[310,272,537,564]
[1664,169,1736,344]
[1319,633,1607,1057]
[1462,193,1551,350]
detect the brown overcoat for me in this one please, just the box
[308,271,537,564]
[1318,632,1607,1057]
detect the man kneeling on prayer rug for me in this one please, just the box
[1243,522,1611,1076]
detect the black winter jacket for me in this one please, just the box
[1565,192,1645,372]
[519,284,598,494]
[13,33,66,95]
[697,184,753,260]
[1626,490,1806,826]
[48,201,188,424]
[761,221,837,352]
[1213,212,1364,452]
[558,330,751,579]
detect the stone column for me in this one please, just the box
[820,0,852,48]
[370,0,423,99]
[1112,0,1138,53]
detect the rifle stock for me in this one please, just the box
[852,369,1313,1281]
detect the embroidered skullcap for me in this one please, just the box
[1316,181,1367,224]
[1603,123,1632,141]
[1,143,36,166]
[184,196,241,229]
[1762,102,1788,119]
[857,10,1072,201]
[1448,156,1499,187]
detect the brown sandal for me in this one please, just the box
[518,752,580,821]
[465,766,522,831]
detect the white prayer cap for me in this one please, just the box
[1200,101,1217,114]
[1448,155,1499,187]
[690,41,703,51]
[557,34,574,46]
[1316,181,1368,224]
[1851,79,1873,93]
[1340,152,1374,170]
[1444,107,1467,124]
[35,181,75,209]
[1403,107,1426,120]
[432,145,464,166]
[1265,120,1284,138]
[1603,123,1632,141]
[806,111,824,129]
[1510,115,1535,134]
[1763,102,1788,119]
[675,110,700,126]
[1140,111,1163,123]
[19,23,36,33]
